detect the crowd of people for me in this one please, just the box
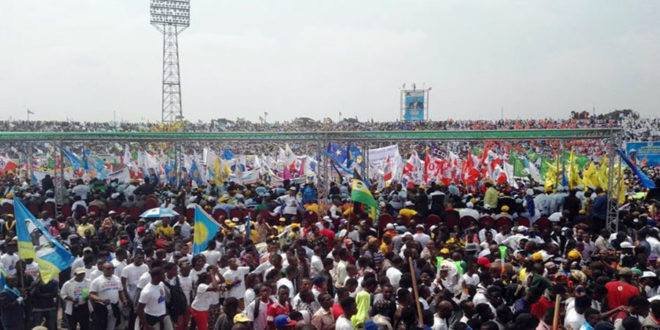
[0,112,657,330]
[0,150,658,330]
[0,115,656,140]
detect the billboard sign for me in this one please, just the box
[626,141,660,167]
[403,90,425,122]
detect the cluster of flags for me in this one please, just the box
[12,199,74,283]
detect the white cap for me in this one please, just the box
[620,241,633,249]
[641,271,656,279]
[385,223,395,230]
[404,201,414,207]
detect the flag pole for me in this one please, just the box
[408,256,424,328]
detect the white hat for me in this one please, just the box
[515,225,529,233]
[478,249,491,258]
[322,216,331,221]
[231,217,240,223]
[289,186,297,191]
[385,223,395,230]
[620,241,633,249]
[548,212,562,222]
[404,201,414,207]
[74,267,86,275]
[641,271,657,279]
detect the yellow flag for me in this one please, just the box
[568,151,581,189]
[544,159,558,192]
[616,164,626,204]
[581,162,598,189]
[597,157,609,190]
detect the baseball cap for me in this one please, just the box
[74,267,86,275]
[385,223,395,230]
[273,314,296,328]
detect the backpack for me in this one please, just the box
[164,277,188,321]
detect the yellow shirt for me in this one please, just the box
[156,225,175,238]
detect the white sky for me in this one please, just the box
[1,1,659,123]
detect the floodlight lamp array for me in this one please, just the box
[150,0,190,27]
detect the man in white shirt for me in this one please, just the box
[112,248,128,278]
[223,258,251,302]
[121,252,148,303]
[24,258,40,282]
[386,257,404,290]
[137,267,173,330]
[60,267,91,330]
[276,265,298,299]
[336,296,357,330]
[0,241,19,276]
[413,224,431,246]
[90,262,126,330]
[202,241,222,267]
[172,216,192,240]
[278,187,300,218]
[72,179,90,200]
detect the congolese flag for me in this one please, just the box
[14,198,74,283]
[192,205,220,255]
[350,179,379,219]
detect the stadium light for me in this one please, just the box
[150,0,190,123]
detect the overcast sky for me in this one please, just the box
[1,1,659,123]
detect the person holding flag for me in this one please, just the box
[192,205,221,255]
[350,178,379,220]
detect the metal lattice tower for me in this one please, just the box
[150,0,190,123]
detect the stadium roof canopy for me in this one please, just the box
[0,128,619,142]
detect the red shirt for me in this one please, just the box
[605,280,639,309]
[530,296,553,321]
[319,229,335,249]
[331,303,344,320]
[266,301,291,329]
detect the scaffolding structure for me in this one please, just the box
[5,128,623,231]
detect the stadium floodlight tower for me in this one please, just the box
[150,0,190,123]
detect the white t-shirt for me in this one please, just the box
[60,278,91,315]
[137,272,151,290]
[112,259,127,278]
[191,283,219,311]
[386,267,403,290]
[121,263,149,300]
[336,315,354,330]
[310,255,324,278]
[202,250,222,267]
[223,267,250,300]
[178,274,194,305]
[174,221,192,239]
[0,253,19,276]
[139,282,167,317]
[90,275,122,304]
[90,268,103,282]
[564,307,585,330]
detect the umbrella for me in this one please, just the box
[140,207,179,219]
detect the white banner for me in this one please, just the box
[367,144,403,182]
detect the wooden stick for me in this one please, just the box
[552,293,561,330]
[408,256,424,328]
